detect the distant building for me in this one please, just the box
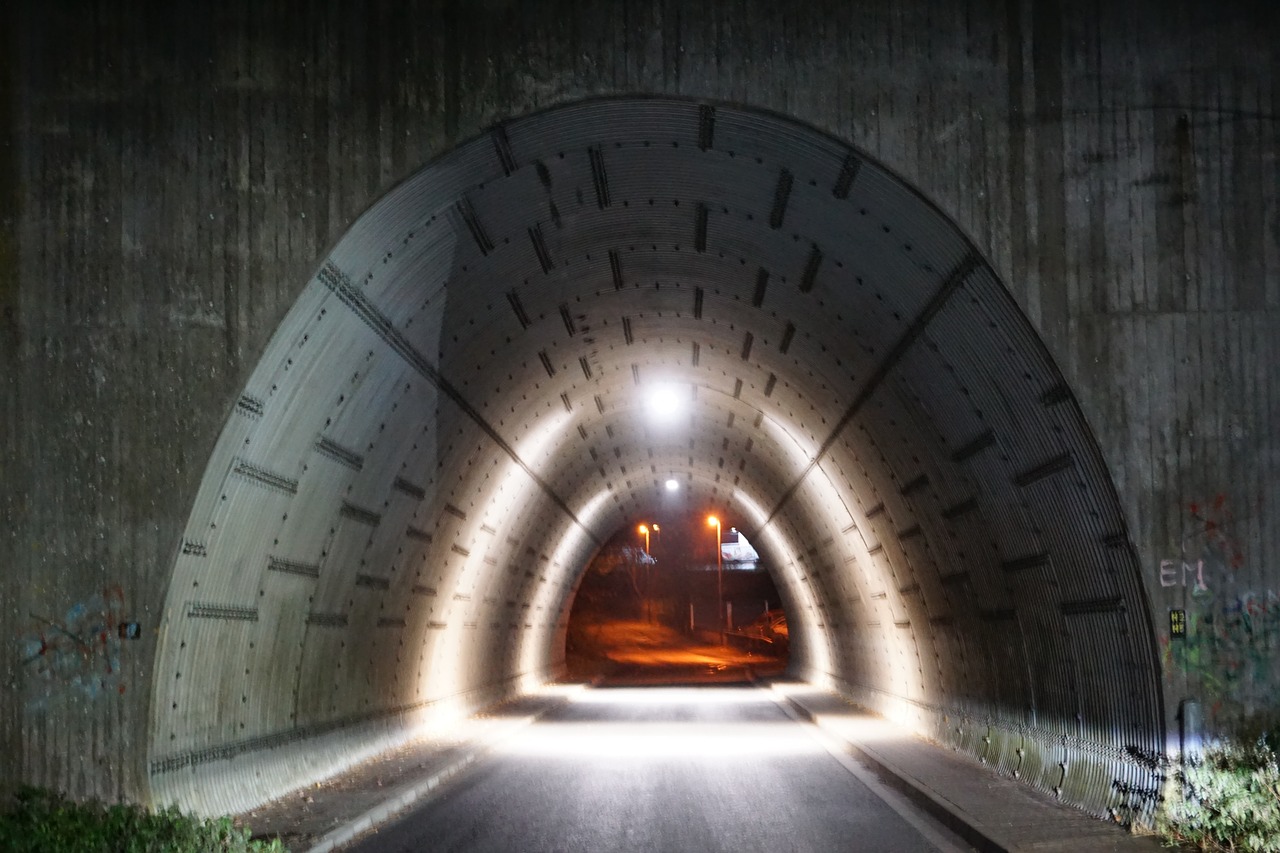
[694,528,761,571]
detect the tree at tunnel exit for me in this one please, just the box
[579,544,654,618]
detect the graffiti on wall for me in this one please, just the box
[1159,494,1247,592]
[19,586,127,710]
[1159,495,1278,719]
[1159,558,1207,590]
[1163,589,1280,719]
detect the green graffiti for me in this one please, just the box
[1167,589,1280,716]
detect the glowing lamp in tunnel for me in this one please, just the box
[665,478,679,492]
[643,382,688,426]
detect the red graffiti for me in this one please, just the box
[21,586,129,705]
[1185,495,1245,571]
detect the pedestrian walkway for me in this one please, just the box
[771,682,1172,853]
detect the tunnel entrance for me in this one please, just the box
[150,96,1164,821]
[565,519,789,684]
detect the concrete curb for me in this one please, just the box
[301,751,484,853]
[771,690,1008,853]
[774,688,1166,853]
[302,693,573,853]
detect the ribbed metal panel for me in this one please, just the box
[141,97,1167,817]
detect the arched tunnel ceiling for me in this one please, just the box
[151,98,1164,818]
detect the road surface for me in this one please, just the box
[344,685,975,852]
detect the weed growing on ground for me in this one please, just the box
[1157,720,1280,852]
[0,786,287,852]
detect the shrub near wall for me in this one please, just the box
[0,787,286,852]
[1158,720,1280,852]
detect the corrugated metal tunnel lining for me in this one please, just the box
[150,98,1164,820]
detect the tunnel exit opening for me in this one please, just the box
[564,519,790,685]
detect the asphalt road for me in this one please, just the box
[343,685,976,853]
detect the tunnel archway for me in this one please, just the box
[148,97,1164,820]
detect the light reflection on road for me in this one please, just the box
[570,686,776,706]
[493,719,823,760]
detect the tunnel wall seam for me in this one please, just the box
[315,260,598,541]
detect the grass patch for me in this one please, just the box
[0,787,287,852]
[1157,719,1280,852]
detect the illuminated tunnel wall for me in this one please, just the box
[149,99,1162,818]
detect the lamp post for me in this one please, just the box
[638,524,659,622]
[707,515,724,642]
[650,524,659,622]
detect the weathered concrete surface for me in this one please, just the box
[1,0,1276,825]
[1,0,21,798]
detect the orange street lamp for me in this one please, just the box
[708,515,724,642]
[638,523,658,622]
